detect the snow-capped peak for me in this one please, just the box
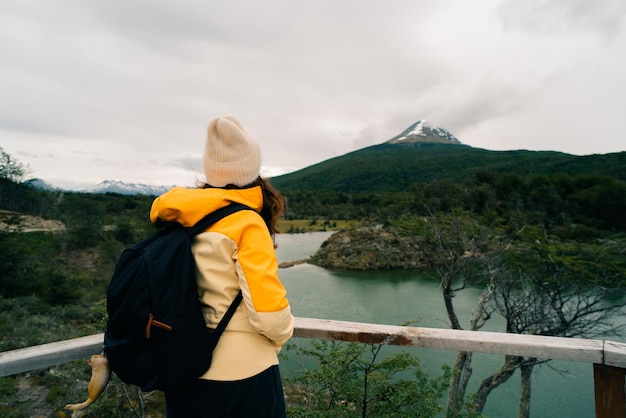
[80,180,172,196]
[387,120,462,145]
[396,120,427,140]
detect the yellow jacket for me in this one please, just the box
[150,186,294,381]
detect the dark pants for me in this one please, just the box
[165,365,287,418]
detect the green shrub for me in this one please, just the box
[282,339,449,417]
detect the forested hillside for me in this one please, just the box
[271,142,626,233]
[272,142,626,192]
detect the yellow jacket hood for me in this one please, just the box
[150,186,264,226]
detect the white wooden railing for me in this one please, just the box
[1,318,625,417]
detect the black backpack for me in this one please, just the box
[104,203,251,391]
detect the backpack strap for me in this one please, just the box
[212,290,243,339]
[188,203,254,236]
[187,203,251,342]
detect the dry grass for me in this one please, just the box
[278,219,358,233]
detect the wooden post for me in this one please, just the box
[594,363,626,418]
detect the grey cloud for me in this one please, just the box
[497,0,626,38]
[427,76,546,138]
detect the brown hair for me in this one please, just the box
[255,177,285,235]
[201,176,285,235]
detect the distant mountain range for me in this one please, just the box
[80,180,172,195]
[27,178,172,196]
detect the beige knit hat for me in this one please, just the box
[203,115,261,187]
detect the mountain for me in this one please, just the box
[24,177,171,195]
[79,180,171,196]
[386,120,462,145]
[270,121,626,194]
[25,178,58,191]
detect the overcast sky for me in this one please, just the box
[1,0,625,189]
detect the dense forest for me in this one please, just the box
[1,145,625,417]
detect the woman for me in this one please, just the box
[150,115,294,417]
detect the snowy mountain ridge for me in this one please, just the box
[387,120,462,145]
[80,180,171,195]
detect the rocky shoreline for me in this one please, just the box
[283,226,427,271]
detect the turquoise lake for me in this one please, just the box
[274,231,625,418]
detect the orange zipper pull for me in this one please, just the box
[145,313,154,339]
[145,313,173,339]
